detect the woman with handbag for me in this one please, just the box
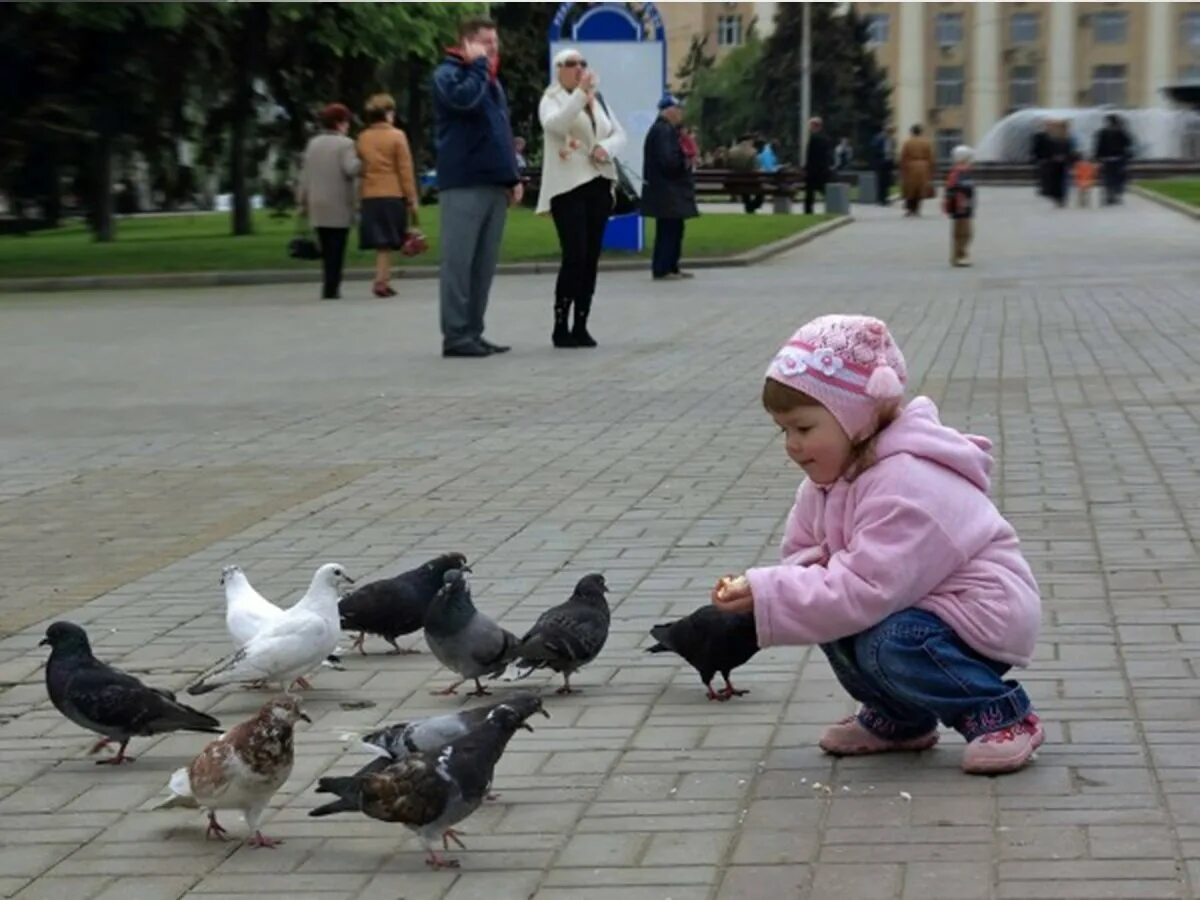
[356,93,420,298]
[297,103,361,300]
[537,47,626,348]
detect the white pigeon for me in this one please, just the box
[189,563,354,695]
[222,565,283,648]
[221,565,346,672]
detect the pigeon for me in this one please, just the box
[646,605,760,701]
[221,565,345,672]
[423,569,518,698]
[188,563,354,695]
[309,696,544,868]
[222,565,283,648]
[40,621,222,765]
[338,552,469,655]
[342,692,549,776]
[500,573,610,694]
[156,695,310,848]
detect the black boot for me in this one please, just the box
[552,298,577,348]
[572,296,597,348]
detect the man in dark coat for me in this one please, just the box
[641,95,698,280]
[1093,113,1132,205]
[803,117,832,215]
[432,16,521,358]
[870,125,896,206]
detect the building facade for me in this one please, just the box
[659,2,777,89]
[854,2,1200,160]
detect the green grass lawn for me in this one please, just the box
[0,208,833,279]
[1138,178,1200,209]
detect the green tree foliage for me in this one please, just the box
[686,5,890,165]
[0,2,480,239]
[675,34,715,102]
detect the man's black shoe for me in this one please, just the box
[443,341,491,358]
[479,339,511,354]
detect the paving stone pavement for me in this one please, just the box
[0,187,1197,899]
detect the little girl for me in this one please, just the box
[713,315,1043,774]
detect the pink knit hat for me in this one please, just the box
[765,314,907,440]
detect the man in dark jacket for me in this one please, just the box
[641,95,698,281]
[432,16,522,358]
[870,125,896,206]
[803,117,832,215]
[1093,113,1132,206]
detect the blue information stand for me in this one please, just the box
[548,3,667,252]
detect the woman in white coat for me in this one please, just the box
[538,48,625,348]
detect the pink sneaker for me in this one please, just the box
[818,714,939,756]
[961,714,1045,775]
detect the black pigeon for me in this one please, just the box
[423,569,519,697]
[310,695,545,868]
[502,573,610,694]
[646,605,760,701]
[41,621,222,764]
[339,552,469,655]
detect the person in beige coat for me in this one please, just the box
[356,93,420,298]
[298,103,361,300]
[899,123,934,217]
[537,47,625,348]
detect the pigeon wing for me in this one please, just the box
[360,756,451,826]
[67,660,219,736]
[515,603,609,671]
[226,577,283,647]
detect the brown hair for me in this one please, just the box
[761,378,901,482]
[318,103,351,130]
[458,16,496,40]
[364,93,395,124]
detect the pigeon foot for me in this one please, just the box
[352,632,367,655]
[205,813,230,841]
[465,679,492,698]
[442,828,468,851]
[87,737,113,755]
[95,739,135,764]
[425,851,460,869]
[247,831,283,849]
[289,676,313,691]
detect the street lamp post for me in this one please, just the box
[799,1,811,167]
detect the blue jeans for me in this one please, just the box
[821,609,1032,742]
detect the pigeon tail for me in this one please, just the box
[310,775,362,817]
[647,623,675,651]
[167,705,222,733]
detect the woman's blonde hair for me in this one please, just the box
[762,378,901,482]
[364,93,395,124]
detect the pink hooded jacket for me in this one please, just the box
[746,397,1041,667]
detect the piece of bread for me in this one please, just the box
[716,575,749,601]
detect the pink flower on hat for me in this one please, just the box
[773,348,808,377]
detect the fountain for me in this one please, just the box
[975,106,1200,163]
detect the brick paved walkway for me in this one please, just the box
[0,188,1197,899]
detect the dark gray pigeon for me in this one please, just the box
[500,573,610,694]
[646,605,759,701]
[339,552,469,655]
[41,621,222,764]
[310,697,543,868]
[423,569,518,697]
[341,692,549,780]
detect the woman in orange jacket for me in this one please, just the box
[356,93,420,298]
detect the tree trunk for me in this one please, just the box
[93,130,116,242]
[229,5,266,236]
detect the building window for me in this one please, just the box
[1009,65,1038,108]
[865,13,890,45]
[935,66,965,107]
[1092,11,1127,44]
[717,14,742,47]
[1184,13,1200,48]
[936,129,964,163]
[935,12,963,47]
[1092,65,1127,106]
[1010,12,1038,45]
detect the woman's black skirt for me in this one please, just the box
[359,197,408,250]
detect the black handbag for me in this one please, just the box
[287,217,321,260]
[596,93,640,216]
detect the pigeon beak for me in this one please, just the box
[38,637,49,647]
[520,722,535,733]
[462,564,473,573]
[299,712,312,723]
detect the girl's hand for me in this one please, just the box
[711,574,754,614]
